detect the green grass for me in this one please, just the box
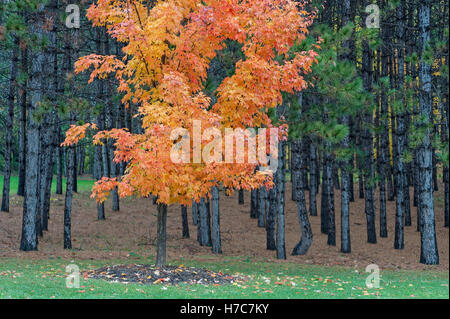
[0,176,95,194]
[0,257,448,299]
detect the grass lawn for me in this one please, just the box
[0,176,95,195]
[0,257,448,299]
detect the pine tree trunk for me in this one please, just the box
[291,140,313,255]
[17,46,27,197]
[250,189,257,219]
[266,184,276,251]
[394,0,406,250]
[20,7,49,251]
[361,15,377,244]
[276,142,286,259]
[181,205,189,239]
[64,144,75,249]
[309,143,318,216]
[197,197,211,246]
[211,187,222,254]
[257,187,266,227]
[238,189,244,205]
[56,127,63,195]
[192,199,199,225]
[418,0,439,265]
[1,39,19,212]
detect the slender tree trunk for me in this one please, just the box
[394,0,406,250]
[192,199,198,225]
[276,141,286,259]
[181,205,189,239]
[266,184,276,251]
[361,10,377,244]
[257,187,266,227]
[238,189,244,205]
[250,189,257,219]
[1,39,19,212]
[64,144,75,249]
[56,127,63,195]
[156,203,167,267]
[211,186,222,254]
[309,143,318,216]
[17,47,28,197]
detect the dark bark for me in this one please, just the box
[361,5,377,244]
[418,0,439,265]
[266,184,276,251]
[20,7,50,251]
[309,143,318,216]
[276,142,286,259]
[257,187,266,227]
[250,189,258,219]
[211,187,222,254]
[181,205,189,239]
[197,197,211,246]
[238,189,244,205]
[64,144,75,249]
[291,140,313,256]
[1,38,19,212]
[192,199,199,225]
[394,0,406,250]
[156,203,167,267]
[17,47,28,197]
[56,127,63,195]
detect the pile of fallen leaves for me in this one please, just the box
[84,264,245,286]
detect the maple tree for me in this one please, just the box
[63,0,317,266]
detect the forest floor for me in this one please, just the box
[0,177,448,271]
[0,176,448,298]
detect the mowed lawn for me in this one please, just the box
[0,257,448,299]
[0,176,95,195]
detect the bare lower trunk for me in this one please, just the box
[156,203,167,267]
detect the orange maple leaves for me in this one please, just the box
[64,0,317,206]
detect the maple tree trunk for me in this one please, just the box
[211,187,222,254]
[181,205,189,239]
[156,203,167,267]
